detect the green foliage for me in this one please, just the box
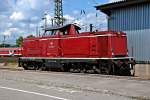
[0,43,17,47]
[0,35,35,48]
[16,35,35,47]
[26,35,35,38]
[16,36,23,47]
[0,44,11,47]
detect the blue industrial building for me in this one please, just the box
[96,0,150,63]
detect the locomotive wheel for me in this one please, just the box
[80,68,86,73]
[100,64,111,75]
[39,64,46,71]
[61,64,70,72]
[119,64,131,76]
[32,62,39,70]
[94,68,101,74]
[104,67,111,75]
[60,66,65,72]
[111,64,115,75]
[22,63,28,70]
[92,65,101,74]
[70,64,80,73]
[28,64,36,70]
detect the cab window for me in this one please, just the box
[60,28,68,35]
[45,30,58,36]
[51,30,56,36]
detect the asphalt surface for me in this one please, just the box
[0,70,150,100]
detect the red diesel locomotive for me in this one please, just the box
[19,24,135,75]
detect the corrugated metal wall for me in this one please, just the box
[126,29,150,62]
[108,3,150,62]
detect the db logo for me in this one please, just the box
[50,42,53,45]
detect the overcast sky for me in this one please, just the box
[0,0,122,44]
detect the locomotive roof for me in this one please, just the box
[45,24,81,31]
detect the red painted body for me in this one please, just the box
[22,24,128,59]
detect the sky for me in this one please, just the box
[0,0,122,44]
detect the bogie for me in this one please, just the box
[19,59,134,76]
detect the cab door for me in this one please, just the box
[89,37,98,56]
[111,33,128,57]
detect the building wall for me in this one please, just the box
[135,64,150,79]
[108,3,150,62]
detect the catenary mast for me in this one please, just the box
[54,0,63,26]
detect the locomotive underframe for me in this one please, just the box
[19,57,135,76]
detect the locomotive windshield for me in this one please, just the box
[44,30,58,36]
[51,30,57,35]
[60,28,68,35]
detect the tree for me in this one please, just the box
[16,35,35,47]
[0,44,11,47]
[16,36,23,47]
[26,35,35,38]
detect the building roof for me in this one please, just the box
[96,0,150,15]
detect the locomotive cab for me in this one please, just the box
[45,24,81,36]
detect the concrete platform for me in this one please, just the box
[0,70,150,99]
